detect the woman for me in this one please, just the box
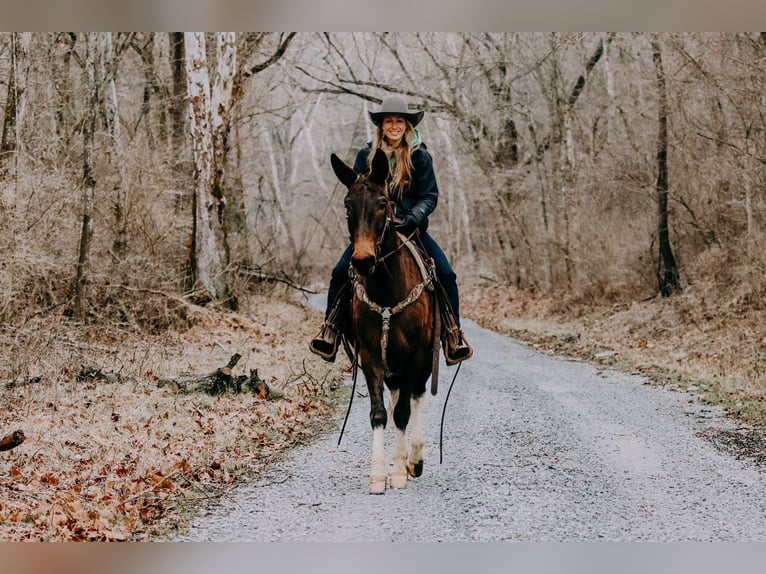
[310,95,472,365]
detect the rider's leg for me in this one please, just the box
[418,232,473,364]
[309,245,353,362]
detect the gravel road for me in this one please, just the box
[179,299,766,541]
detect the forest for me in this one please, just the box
[1,32,764,327]
[1,31,766,541]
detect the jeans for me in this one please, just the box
[325,231,461,327]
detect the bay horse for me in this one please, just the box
[331,148,436,494]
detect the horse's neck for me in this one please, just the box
[366,235,414,304]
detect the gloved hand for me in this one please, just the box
[396,213,419,235]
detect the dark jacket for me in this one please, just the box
[353,142,439,232]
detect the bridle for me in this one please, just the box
[350,197,432,378]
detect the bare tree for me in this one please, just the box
[73,33,98,320]
[169,32,186,156]
[101,32,129,262]
[1,32,31,184]
[184,32,228,305]
[651,35,681,296]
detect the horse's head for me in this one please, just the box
[331,148,392,277]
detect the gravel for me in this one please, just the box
[178,304,766,541]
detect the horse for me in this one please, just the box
[331,148,436,494]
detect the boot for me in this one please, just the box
[444,327,473,366]
[309,321,339,362]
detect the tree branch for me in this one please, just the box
[243,32,297,77]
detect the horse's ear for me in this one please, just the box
[370,148,389,186]
[331,153,357,188]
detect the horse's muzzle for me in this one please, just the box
[351,254,376,276]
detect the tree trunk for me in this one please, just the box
[169,32,186,155]
[74,33,98,321]
[184,32,227,304]
[101,32,128,263]
[651,35,681,297]
[138,34,158,150]
[211,32,236,202]
[0,32,31,185]
[602,32,617,147]
[210,33,237,308]
[51,33,77,159]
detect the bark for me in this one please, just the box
[0,32,31,183]
[211,33,237,307]
[651,35,681,297]
[169,32,186,155]
[184,32,227,304]
[602,32,617,147]
[135,34,160,150]
[51,33,77,154]
[101,32,128,262]
[211,32,236,204]
[74,33,98,321]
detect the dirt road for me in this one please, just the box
[179,309,766,541]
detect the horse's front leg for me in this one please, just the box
[407,393,425,477]
[388,385,410,489]
[367,366,388,495]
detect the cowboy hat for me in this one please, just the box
[368,95,424,127]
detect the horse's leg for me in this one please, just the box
[407,392,425,477]
[367,366,388,495]
[387,388,399,424]
[390,382,411,489]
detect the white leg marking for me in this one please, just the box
[387,389,400,422]
[408,395,424,476]
[390,425,408,488]
[370,426,387,494]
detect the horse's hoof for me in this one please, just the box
[407,460,423,478]
[369,475,387,494]
[390,472,408,489]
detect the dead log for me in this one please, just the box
[0,430,25,451]
[157,354,282,399]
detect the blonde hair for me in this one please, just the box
[367,119,416,202]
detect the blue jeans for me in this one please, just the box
[326,231,461,327]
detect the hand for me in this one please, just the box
[396,213,418,235]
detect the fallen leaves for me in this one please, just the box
[0,294,346,541]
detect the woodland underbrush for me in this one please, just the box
[0,290,346,541]
[462,245,766,426]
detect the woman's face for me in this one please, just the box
[382,115,407,147]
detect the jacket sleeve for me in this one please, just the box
[407,148,439,228]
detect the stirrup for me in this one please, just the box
[309,323,339,362]
[444,329,473,366]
